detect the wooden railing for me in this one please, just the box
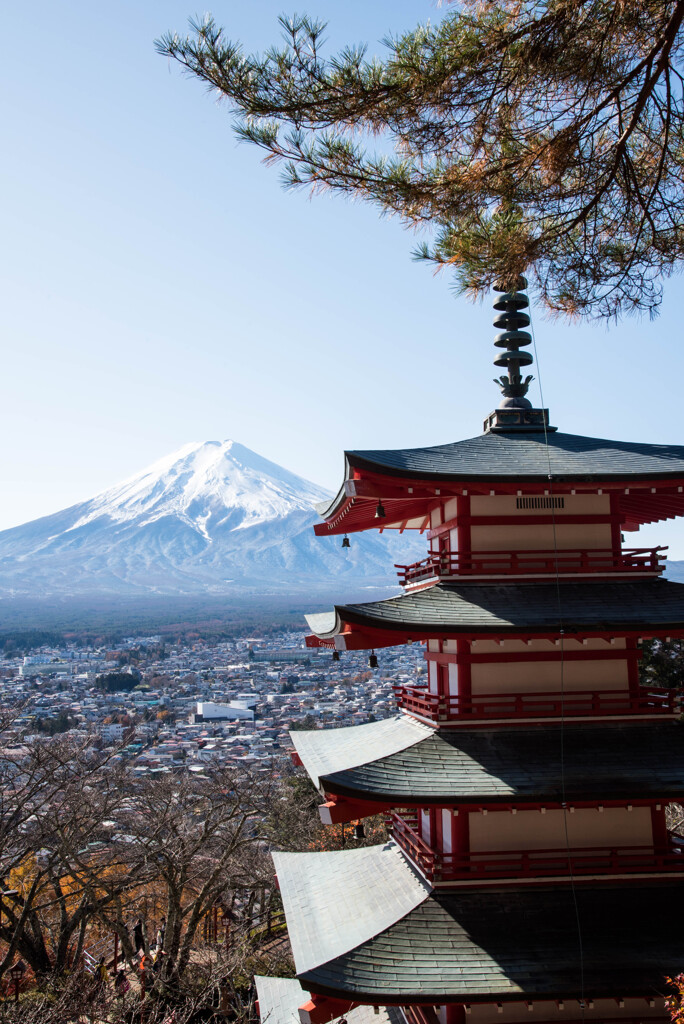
[392,684,679,722]
[391,812,684,884]
[395,547,667,586]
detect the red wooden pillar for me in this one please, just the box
[456,495,471,562]
[456,639,471,708]
[445,1003,467,1024]
[626,638,641,698]
[651,804,668,854]
[452,809,470,877]
[610,493,622,556]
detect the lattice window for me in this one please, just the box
[516,496,565,509]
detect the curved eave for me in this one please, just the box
[312,435,684,535]
[314,453,353,524]
[297,882,684,1004]
[315,721,684,806]
[273,843,429,977]
[306,581,684,649]
[289,716,429,790]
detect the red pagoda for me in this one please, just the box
[256,281,684,1024]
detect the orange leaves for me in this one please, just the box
[666,974,684,1024]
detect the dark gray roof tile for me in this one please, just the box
[335,579,684,634]
[349,431,684,481]
[301,884,684,1001]
[320,722,684,803]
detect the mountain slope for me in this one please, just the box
[0,441,423,597]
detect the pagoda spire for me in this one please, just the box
[483,277,556,433]
[492,275,534,409]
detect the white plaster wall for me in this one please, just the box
[468,807,653,852]
[470,658,629,694]
[471,523,613,552]
[464,997,665,1024]
[402,515,428,530]
[471,639,625,654]
[470,495,611,516]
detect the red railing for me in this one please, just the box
[392,684,679,722]
[395,547,667,586]
[391,812,684,884]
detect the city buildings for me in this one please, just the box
[0,633,417,771]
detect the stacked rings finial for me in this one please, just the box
[492,275,534,407]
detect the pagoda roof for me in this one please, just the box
[315,430,684,534]
[254,977,404,1024]
[306,579,684,645]
[291,718,684,804]
[301,879,684,1002]
[255,977,307,1024]
[275,844,684,1002]
[272,843,429,977]
[345,430,684,482]
[290,715,430,789]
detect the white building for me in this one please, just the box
[100,723,126,743]
[195,701,254,722]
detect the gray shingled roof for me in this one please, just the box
[316,721,684,803]
[290,716,430,790]
[255,977,404,1024]
[273,843,429,975]
[308,579,684,637]
[299,882,684,1001]
[348,430,684,481]
[255,977,308,1024]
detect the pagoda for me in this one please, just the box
[256,281,684,1024]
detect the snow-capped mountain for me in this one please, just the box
[0,441,424,597]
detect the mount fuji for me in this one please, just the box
[0,441,424,598]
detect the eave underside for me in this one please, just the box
[316,482,684,536]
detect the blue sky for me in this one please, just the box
[2,1,683,555]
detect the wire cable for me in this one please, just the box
[528,298,586,1015]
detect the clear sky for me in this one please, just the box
[2,1,684,555]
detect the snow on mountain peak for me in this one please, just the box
[0,439,425,597]
[69,440,331,534]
